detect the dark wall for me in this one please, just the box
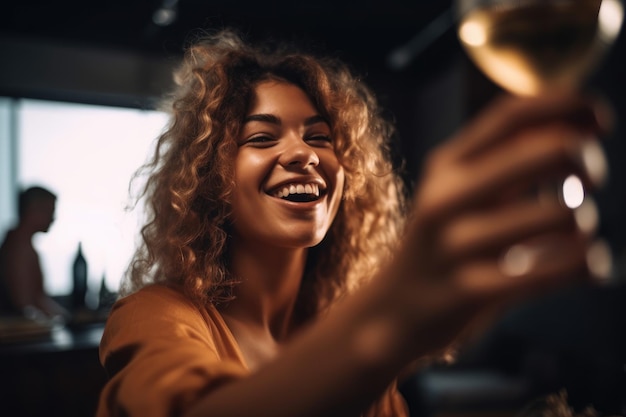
[0,36,177,109]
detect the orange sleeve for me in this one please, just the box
[96,285,248,417]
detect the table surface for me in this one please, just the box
[0,321,105,356]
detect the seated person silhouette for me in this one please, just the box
[0,186,69,321]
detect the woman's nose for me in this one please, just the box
[279,139,320,168]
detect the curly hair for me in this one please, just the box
[122,29,409,319]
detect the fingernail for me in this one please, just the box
[499,244,535,277]
[574,198,599,235]
[587,239,613,283]
[580,140,608,188]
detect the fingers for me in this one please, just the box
[438,197,596,262]
[416,125,606,223]
[415,94,610,224]
[434,196,602,308]
[455,232,599,307]
[445,92,613,162]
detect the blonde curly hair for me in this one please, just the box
[122,29,408,320]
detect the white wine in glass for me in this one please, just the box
[456,0,624,96]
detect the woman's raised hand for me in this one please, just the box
[385,93,612,357]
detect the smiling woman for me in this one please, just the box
[96,28,610,417]
[231,81,345,254]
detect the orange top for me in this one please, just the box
[96,284,408,417]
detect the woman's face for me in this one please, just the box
[230,80,345,249]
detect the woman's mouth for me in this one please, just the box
[272,183,323,202]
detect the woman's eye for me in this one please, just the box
[246,136,275,146]
[307,135,333,146]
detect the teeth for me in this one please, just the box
[274,183,320,199]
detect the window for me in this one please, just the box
[5,99,168,304]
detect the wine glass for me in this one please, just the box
[454,0,624,279]
[455,0,624,96]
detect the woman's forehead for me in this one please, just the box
[247,81,320,118]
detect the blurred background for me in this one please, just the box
[1,0,625,297]
[0,0,625,416]
[1,0,467,298]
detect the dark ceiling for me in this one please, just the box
[0,0,456,74]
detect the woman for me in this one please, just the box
[96,29,610,417]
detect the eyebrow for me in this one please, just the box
[243,114,328,126]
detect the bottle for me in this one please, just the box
[71,242,88,311]
[98,273,114,311]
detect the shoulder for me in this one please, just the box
[100,282,245,369]
[97,286,248,417]
[118,283,195,308]
[102,283,229,347]
[108,283,206,328]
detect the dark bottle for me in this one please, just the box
[98,273,115,311]
[71,242,88,311]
